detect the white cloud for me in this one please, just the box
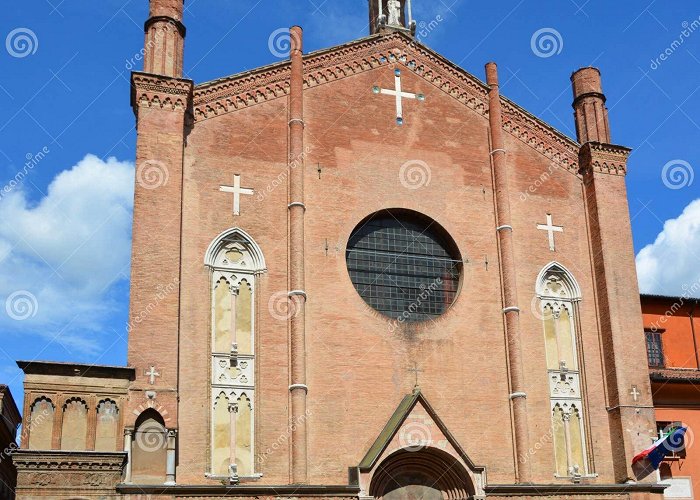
[0,154,134,354]
[636,198,700,297]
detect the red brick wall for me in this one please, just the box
[171,62,635,485]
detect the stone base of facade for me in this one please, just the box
[484,483,666,499]
[14,471,666,499]
[14,449,126,499]
[116,484,360,498]
[110,482,665,499]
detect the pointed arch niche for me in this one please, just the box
[204,228,265,480]
[27,397,55,450]
[61,398,88,451]
[536,262,591,479]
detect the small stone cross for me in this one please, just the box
[630,385,640,402]
[145,365,161,385]
[220,174,254,216]
[537,213,564,251]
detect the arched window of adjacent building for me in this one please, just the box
[536,262,589,478]
[61,398,88,451]
[27,397,54,450]
[131,409,168,484]
[95,399,119,452]
[205,228,265,480]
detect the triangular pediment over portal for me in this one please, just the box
[355,388,486,499]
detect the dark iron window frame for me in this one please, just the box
[346,212,462,323]
[645,328,666,368]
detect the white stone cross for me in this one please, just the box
[537,213,564,251]
[630,385,640,402]
[145,366,160,385]
[373,68,424,125]
[220,175,254,216]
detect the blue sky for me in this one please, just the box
[1,0,699,404]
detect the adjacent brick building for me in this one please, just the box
[13,0,677,498]
[0,385,20,499]
[641,295,700,499]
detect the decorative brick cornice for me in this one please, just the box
[17,360,135,379]
[650,368,700,383]
[193,33,581,173]
[144,15,186,37]
[194,64,291,120]
[579,142,631,176]
[502,101,580,173]
[131,71,194,113]
[13,449,127,471]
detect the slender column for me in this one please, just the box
[229,402,239,482]
[165,429,177,485]
[288,25,308,484]
[51,395,65,450]
[230,287,238,359]
[553,308,564,365]
[563,412,573,473]
[21,394,32,448]
[117,397,126,452]
[123,428,133,483]
[87,395,97,451]
[486,62,531,483]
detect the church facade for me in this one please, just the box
[13,1,668,498]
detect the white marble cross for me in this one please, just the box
[220,175,254,216]
[145,366,160,385]
[373,68,424,125]
[537,213,564,251]
[630,385,640,402]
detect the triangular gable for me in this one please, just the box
[193,32,580,174]
[358,388,484,475]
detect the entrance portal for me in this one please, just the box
[370,448,474,500]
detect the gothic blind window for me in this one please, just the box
[537,263,589,478]
[61,398,88,451]
[95,399,119,452]
[205,228,265,481]
[346,210,461,322]
[28,397,54,450]
[645,330,664,367]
